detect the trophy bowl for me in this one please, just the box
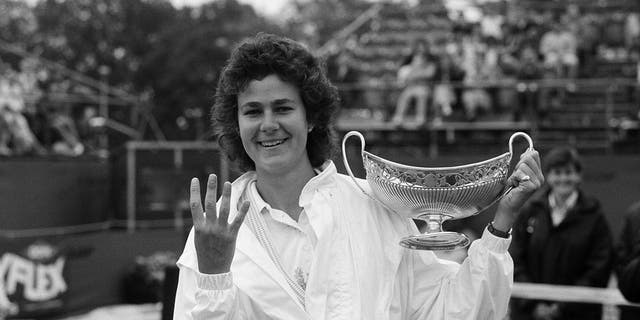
[342,131,533,251]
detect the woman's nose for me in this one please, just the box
[259,111,279,132]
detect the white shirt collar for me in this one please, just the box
[548,190,578,226]
[548,190,579,210]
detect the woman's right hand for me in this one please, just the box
[190,174,250,274]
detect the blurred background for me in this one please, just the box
[0,0,639,319]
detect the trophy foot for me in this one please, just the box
[399,232,470,251]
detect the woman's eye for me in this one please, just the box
[243,109,260,115]
[277,106,293,112]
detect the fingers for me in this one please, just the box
[510,149,544,188]
[509,164,536,187]
[204,174,218,225]
[230,201,250,233]
[217,182,232,225]
[191,176,245,230]
[190,178,204,227]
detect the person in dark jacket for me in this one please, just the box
[615,201,640,319]
[509,147,614,320]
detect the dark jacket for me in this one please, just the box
[509,187,614,320]
[615,201,640,319]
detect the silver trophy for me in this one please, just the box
[342,131,533,251]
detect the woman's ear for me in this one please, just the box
[307,124,314,133]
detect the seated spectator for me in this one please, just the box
[625,13,640,53]
[515,45,545,121]
[510,147,614,320]
[480,5,504,42]
[49,107,84,156]
[432,46,465,122]
[615,201,640,319]
[390,41,437,127]
[76,106,102,154]
[518,45,545,81]
[460,38,492,121]
[495,46,521,120]
[331,50,360,110]
[0,75,44,156]
[539,21,579,79]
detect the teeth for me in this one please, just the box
[260,140,284,147]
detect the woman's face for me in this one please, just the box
[237,74,312,175]
[547,164,581,197]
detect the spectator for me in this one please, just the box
[573,13,601,77]
[431,44,465,122]
[329,49,360,110]
[539,21,579,79]
[517,45,545,81]
[480,5,504,42]
[615,201,640,319]
[625,13,640,52]
[0,72,44,156]
[390,40,437,127]
[495,46,521,120]
[510,147,614,320]
[77,106,101,154]
[460,33,492,121]
[48,106,84,156]
[515,45,545,121]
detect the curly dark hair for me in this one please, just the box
[211,33,340,172]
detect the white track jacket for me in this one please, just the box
[174,161,513,320]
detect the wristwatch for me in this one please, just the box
[488,221,511,238]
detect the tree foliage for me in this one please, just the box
[284,0,371,49]
[0,0,370,140]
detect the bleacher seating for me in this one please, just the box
[330,0,640,154]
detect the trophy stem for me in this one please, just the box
[399,214,470,251]
[423,214,445,234]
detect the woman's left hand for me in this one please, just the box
[493,149,544,231]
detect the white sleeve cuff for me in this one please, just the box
[196,271,233,290]
[477,227,511,253]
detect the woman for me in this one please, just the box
[510,147,614,320]
[174,33,544,319]
[390,41,437,127]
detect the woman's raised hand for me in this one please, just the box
[190,174,250,274]
[493,149,544,231]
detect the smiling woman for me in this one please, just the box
[237,75,313,177]
[510,147,614,320]
[172,33,545,320]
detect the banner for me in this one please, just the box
[0,227,183,319]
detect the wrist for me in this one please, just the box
[488,221,511,238]
[492,207,515,232]
[198,262,231,275]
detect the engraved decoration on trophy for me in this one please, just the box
[342,131,534,251]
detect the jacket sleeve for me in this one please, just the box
[409,228,513,319]
[173,229,269,320]
[616,208,640,302]
[574,212,614,287]
[173,268,270,320]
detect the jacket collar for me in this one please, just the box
[230,173,309,316]
[299,160,337,207]
[529,187,599,226]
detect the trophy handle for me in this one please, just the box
[506,131,534,186]
[476,132,535,215]
[341,131,372,197]
[508,131,534,157]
